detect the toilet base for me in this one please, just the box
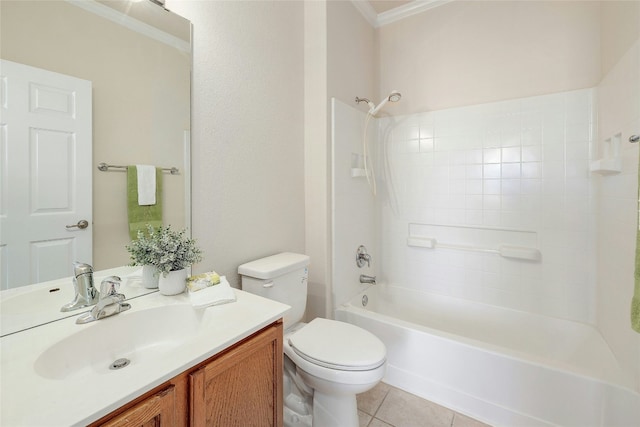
[283,356,313,427]
[312,391,359,427]
[284,405,312,427]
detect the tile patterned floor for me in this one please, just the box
[357,382,492,427]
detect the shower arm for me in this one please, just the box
[355,96,375,111]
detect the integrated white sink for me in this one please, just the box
[34,304,201,380]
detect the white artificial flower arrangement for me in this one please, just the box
[126,225,203,277]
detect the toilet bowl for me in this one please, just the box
[239,253,387,427]
[284,319,386,427]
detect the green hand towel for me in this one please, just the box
[633,151,640,333]
[127,166,163,240]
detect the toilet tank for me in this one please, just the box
[238,253,310,329]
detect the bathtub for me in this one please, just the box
[334,285,640,427]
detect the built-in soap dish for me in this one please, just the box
[351,168,367,177]
[591,133,622,175]
[350,152,367,178]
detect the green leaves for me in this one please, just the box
[126,225,203,277]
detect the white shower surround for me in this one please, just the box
[333,88,598,324]
[379,88,597,324]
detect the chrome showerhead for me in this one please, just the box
[388,91,402,103]
[370,90,402,116]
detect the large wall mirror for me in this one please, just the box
[1,0,191,289]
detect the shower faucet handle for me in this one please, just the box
[356,245,371,268]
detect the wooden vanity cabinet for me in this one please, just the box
[190,319,283,426]
[91,320,283,427]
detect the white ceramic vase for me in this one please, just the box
[142,265,159,289]
[158,268,188,295]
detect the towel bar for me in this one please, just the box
[97,162,179,175]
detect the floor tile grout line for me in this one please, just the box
[370,387,392,426]
[377,388,392,418]
[363,386,390,427]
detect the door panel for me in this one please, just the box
[0,59,92,289]
[31,128,74,211]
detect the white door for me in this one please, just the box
[0,60,92,289]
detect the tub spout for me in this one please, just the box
[360,274,376,285]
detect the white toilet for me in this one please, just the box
[239,252,386,427]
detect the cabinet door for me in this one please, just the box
[99,385,176,427]
[190,323,283,427]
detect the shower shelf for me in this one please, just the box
[591,133,622,175]
[351,168,367,178]
[407,236,541,261]
[590,158,622,175]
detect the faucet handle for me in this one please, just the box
[356,245,371,268]
[73,262,94,278]
[100,276,122,298]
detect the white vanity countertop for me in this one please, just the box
[0,289,290,426]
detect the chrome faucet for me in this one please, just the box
[360,274,376,285]
[61,262,99,312]
[76,276,131,324]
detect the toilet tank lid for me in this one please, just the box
[238,252,310,280]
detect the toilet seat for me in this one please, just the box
[288,318,386,371]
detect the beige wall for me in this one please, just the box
[304,1,330,320]
[1,0,189,271]
[601,1,640,76]
[378,1,602,114]
[168,0,374,317]
[328,0,377,108]
[167,0,305,286]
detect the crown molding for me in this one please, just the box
[350,0,378,27]
[352,0,453,28]
[65,0,190,53]
[377,0,453,26]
